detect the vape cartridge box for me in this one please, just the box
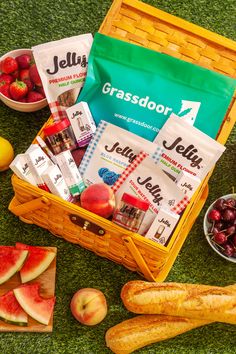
[9,154,37,186]
[41,165,72,201]
[55,150,85,196]
[175,170,201,200]
[66,101,96,147]
[145,208,180,246]
[26,145,54,190]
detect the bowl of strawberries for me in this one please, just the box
[0,49,47,112]
[203,194,236,263]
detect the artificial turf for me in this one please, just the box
[0,0,236,353]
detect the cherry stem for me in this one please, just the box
[207,228,227,236]
[223,203,236,210]
[211,240,225,250]
[210,221,215,233]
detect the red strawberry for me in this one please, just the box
[0,81,11,98]
[9,80,28,100]
[1,56,18,74]
[26,90,44,102]
[18,97,27,102]
[19,69,30,81]
[29,63,42,87]
[16,54,31,69]
[0,73,14,85]
[11,70,19,80]
[23,78,34,91]
[35,85,45,97]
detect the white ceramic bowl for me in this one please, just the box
[203,193,236,263]
[0,48,47,112]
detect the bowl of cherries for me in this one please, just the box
[203,194,236,262]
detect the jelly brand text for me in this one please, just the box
[158,217,171,227]
[46,53,87,75]
[120,204,139,219]
[136,176,163,204]
[104,142,136,163]
[35,156,45,165]
[162,137,203,169]
[54,174,62,184]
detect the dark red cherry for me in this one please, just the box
[222,209,235,221]
[226,226,236,236]
[208,209,221,222]
[214,221,224,231]
[214,232,227,245]
[214,198,227,211]
[223,243,235,257]
[232,235,236,247]
[225,198,236,208]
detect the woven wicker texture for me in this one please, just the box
[9,0,236,282]
[99,0,236,77]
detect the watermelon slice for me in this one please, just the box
[0,246,28,285]
[0,290,28,326]
[13,283,55,325]
[15,243,56,283]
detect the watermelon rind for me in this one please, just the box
[13,284,55,325]
[0,248,28,285]
[0,290,28,326]
[15,243,56,283]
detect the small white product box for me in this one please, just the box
[55,150,86,196]
[41,165,72,201]
[9,154,37,186]
[175,171,201,199]
[66,101,96,147]
[26,145,54,191]
[145,208,180,246]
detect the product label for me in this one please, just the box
[154,115,226,181]
[175,170,201,199]
[79,120,163,187]
[32,34,93,121]
[77,33,236,140]
[66,101,96,147]
[145,208,180,246]
[112,151,188,235]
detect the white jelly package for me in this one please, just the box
[111,151,189,235]
[153,115,226,181]
[32,34,93,121]
[79,120,163,186]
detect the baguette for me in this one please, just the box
[106,283,236,353]
[105,314,209,354]
[121,281,236,324]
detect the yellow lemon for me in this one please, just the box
[0,136,14,171]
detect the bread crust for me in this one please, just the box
[105,314,209,354]
[106,283,236,353]
[121,281,236,324]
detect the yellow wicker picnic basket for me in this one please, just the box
[9,0,236,282]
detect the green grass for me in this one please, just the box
[0,0,235,353]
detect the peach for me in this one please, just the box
[80,183,115,218]
[70,288,108,326]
